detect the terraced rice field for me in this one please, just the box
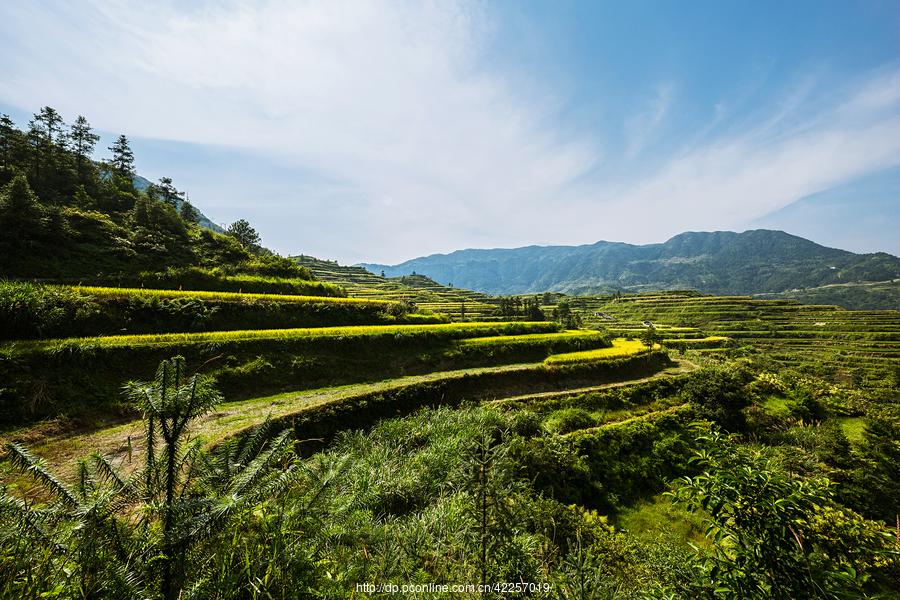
[578,291,900,385]
[69,285,396,306]
[294,255,502,319]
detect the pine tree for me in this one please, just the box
[151,176,184,208]
[0,114,19,170]
[108,134,135,178]
[27,107,68,197]
[127,357,221,599]
[179,199,199,223]
[69,115,99,181]
[29,106,65,149]
[226,218,261,251]
[0,172,45,249]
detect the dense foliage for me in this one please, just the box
[0,108,318,292]
[0,282,375,340]
[2,358,898,598]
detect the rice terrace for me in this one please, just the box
[2,2,900,599]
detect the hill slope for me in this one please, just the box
[362,230,900,306]
[132,174,224,233]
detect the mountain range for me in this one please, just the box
[362,230,900,307]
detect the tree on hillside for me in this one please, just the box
[524,297,545,321]
[68,115,99,182]
[179,198,199,223]
[0,114,21,171]
[0,172,45,249]
[108,134,135,178]
[227,218,261,251]
[27,107,71,199]
[29,106,65,149]
[670,431,899,597]
[152,176,184,208]
[640,326,662,347]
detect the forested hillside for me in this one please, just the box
[0,107,333,295]
[364,230,900,308]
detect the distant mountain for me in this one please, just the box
[362,230,900,308]
[133,174,224,233]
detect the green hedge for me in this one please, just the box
[0,281,433,340]
[0,322,566,425]
[503,373,693,414]
[62,266,347,296]
[276,351,675,454]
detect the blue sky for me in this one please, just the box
[1,0,898,262]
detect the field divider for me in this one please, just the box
[7,351,674,479]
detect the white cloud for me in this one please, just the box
[624,84,673,158]
[577,69,900,246]
[0,1,898,262]
[0,0,599,262]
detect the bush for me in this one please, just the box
[678,363,755,432]
[543,408,597,434]
[669,431,900,597]
[566,406,696,511]
[222,255,314,279]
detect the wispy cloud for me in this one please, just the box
[0,1,898,261]
[1,0,601,260]
[583,69,900,244]
[624,84,673,158]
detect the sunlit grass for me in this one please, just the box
[5,321,560,353]
[460,329,606,346]
[70,285,394,306]
[837,416,866,444]
[544,338,653,365]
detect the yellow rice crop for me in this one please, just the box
[544,338,654,365]
[461,330,606,347]
[7,321,559,353]
[70,286,394,306]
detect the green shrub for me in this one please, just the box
[128,266,346,296]
[222,254,314,279]
[566,406,696,511]
[543,408,598,434]
[678,363,755,432]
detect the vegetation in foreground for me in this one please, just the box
[1,357,898,599]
